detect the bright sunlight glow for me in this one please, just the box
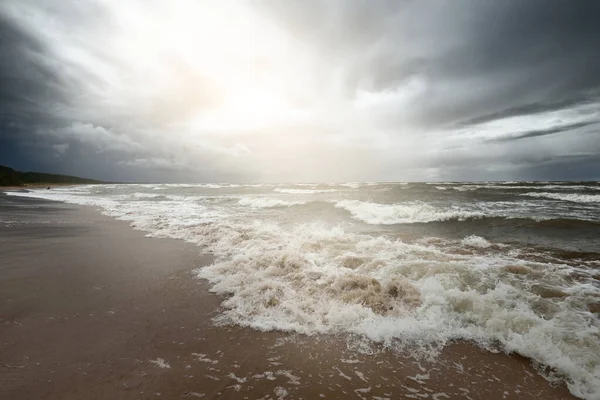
[111,0,298,132]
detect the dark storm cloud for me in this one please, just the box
[0,16,65,131]
[259,0,600,126]
[0,13,85,176]
[486,121,600,143]
[427,1,600,127]
[0,1,250,182]
[457,93,600,127]
[1,0,599,182]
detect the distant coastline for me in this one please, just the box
[0,165,105,187]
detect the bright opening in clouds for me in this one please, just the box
[1,0,599,182]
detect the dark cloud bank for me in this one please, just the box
[1,0,599,182]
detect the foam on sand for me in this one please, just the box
[149,358,171,369]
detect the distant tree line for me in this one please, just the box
[0,165,104,186]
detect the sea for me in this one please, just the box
[6,181,600,398]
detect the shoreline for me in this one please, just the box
[0,195,577,399]
[0,184,80,192]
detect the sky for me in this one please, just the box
[1,0,599,183]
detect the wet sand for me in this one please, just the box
[0,194,576,399]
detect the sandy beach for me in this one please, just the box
[0,193,577,399]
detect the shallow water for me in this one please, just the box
[6,181,600,399]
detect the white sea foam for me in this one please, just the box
[274,188,338,194]
[460,235,492,248]
[193,221,599,398]
[274,386,288,399]
[7,185,600,399]
[512,184,600,191]
[149,358,170,369]
[523,192,600,203]
[340,182,362,189]
[132,192,163,199]
[237,197,306,209]
[445,185,479,192]
[156,183,239,189]
[128,193,200,202]
[335,200,484,224]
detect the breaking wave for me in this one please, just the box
[523,192,600,203]
[237,197,306,209]
[460,234,492,248]
[438,184,600,192]
[274,188,338,194]
[335,200,484,224]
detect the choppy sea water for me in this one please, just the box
[6,182,600,399]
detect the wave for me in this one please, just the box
[519,184,600,191]
[437,184,600,192]
[128,193,204,203]
[340,182,361,189]
[335,200,484,224]
[460,235,492,248]
[156,183,246,189]
[7,187,600,398]
[529,218,600,229]
[197,183,232,189]
[237,197,306,209]
[523,192,600,203]
[274,188,338,194]
[132,192,163,199]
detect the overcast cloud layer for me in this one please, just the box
[1,0,599,182]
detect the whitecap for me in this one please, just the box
[460,235,492,248]
[335,200,484,224]
[274,188,338,194]
[237,197,306,209]
[523,192,600,203]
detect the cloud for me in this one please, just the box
[486,121,599,143]
[0,0,599,182]
[43,122,143,153]
[52,143,69,156]
[117,157,188,171]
